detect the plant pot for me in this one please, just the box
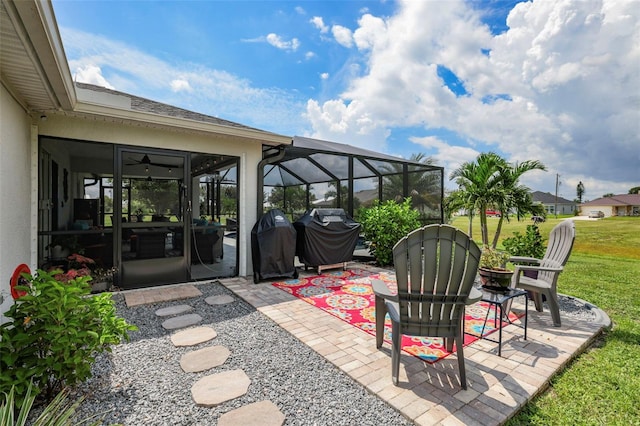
[91,281,110,293]
[478,267,514,290]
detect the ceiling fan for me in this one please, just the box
[126,154,176,168]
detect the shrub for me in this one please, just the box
[359,198,421,266]
[502,224,546,259]
[0,269,137,406]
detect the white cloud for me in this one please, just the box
[332,25,353,48]
[295,6,305,15]
[60,27,305,134]
[305,51,316,60]
[320,73,329,80]
[170,79,192,93]
[305,0,639,194]
[72,64,114,89]
[310,16,329,33]
[266,33,300,51]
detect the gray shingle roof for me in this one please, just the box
[531,191,574,204]
[75,82,277,135]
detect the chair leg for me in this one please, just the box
[391,321,401,386]
[532,291,544,312]
[456,328,467,390]
[545,290,562,327]
[375,295,386,349]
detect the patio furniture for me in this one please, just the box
[508,220,576,327]
[372,224,481,389]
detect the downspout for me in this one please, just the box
[257,145,287,219]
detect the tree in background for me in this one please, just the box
[267,185,312,216]
[576,181,585,203]
[381,153,441,223]
[628,186,640,195]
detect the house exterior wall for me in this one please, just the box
[579,205,614,217]
[0,85,35,318]
[37,113,263,277]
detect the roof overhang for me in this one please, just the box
[1,0,75,112]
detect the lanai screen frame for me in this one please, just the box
[258,136,445,223]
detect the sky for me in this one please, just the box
[51,0,639,201]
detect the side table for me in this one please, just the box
[469,286,528,356]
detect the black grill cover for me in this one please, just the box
[251,209,297,282]
[293,209,361,267]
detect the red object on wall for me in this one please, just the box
[10,263,31,299]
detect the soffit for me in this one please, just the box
[0,0,74,112]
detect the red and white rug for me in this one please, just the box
[272,268,522,363]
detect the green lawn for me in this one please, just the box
[450,216,640,425]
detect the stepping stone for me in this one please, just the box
[180,345,230,373]
[161,313,202,330]
[191,369,250,407]
[217,400,285,426]
[155,304,193,317]
[171,326,217,347]
[205,294,235,305]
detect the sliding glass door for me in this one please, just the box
[115,148,189,288]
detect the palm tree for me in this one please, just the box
[449,153,546,248]
[381,153,440,221]
[449,152,507,246]
[491,160,547,247]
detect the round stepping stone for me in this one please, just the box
[191,369,251,407]
[180,345,230,373]
[161,313,202,330]
[171,326,217,347]
[217,400,285,426]
[155,304,193,317]
[205,294,235,305]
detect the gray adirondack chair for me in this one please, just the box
[372,224,481,389]
[509,220,576,327]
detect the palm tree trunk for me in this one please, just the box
[492,216,504,248]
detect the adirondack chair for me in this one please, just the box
[509,220,576,327]
[372,224,481,389]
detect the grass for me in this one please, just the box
[450,216,640,425]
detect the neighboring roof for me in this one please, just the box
[531,191,575,205]
[581,194,640,207]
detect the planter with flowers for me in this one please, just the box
[478,246,513,291]
[90,266,117,293]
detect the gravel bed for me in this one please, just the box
[64,281,597,425]
[68,281,413,426]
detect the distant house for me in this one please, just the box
[531,191,577,215]
[580,194,640,217]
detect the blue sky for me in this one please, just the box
[52,0,638,200]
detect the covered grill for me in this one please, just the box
[251,209,298,283]
[293,208,361,272]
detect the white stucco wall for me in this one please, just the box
[38,113,264,277]
[0,85,35,318]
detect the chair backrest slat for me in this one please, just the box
[392,224,481,338]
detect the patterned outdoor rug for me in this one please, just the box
[272,268,523,363]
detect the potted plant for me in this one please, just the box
[90,266,117,293]
[478,245,513,290]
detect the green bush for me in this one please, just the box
[502,224,546,259]
[359,198,421,266]
[0,269,137,406]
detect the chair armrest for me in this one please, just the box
[509,256,540,264]
[372,279,397,301]
[514,264,563,274]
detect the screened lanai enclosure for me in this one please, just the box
[259,137,445,225]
